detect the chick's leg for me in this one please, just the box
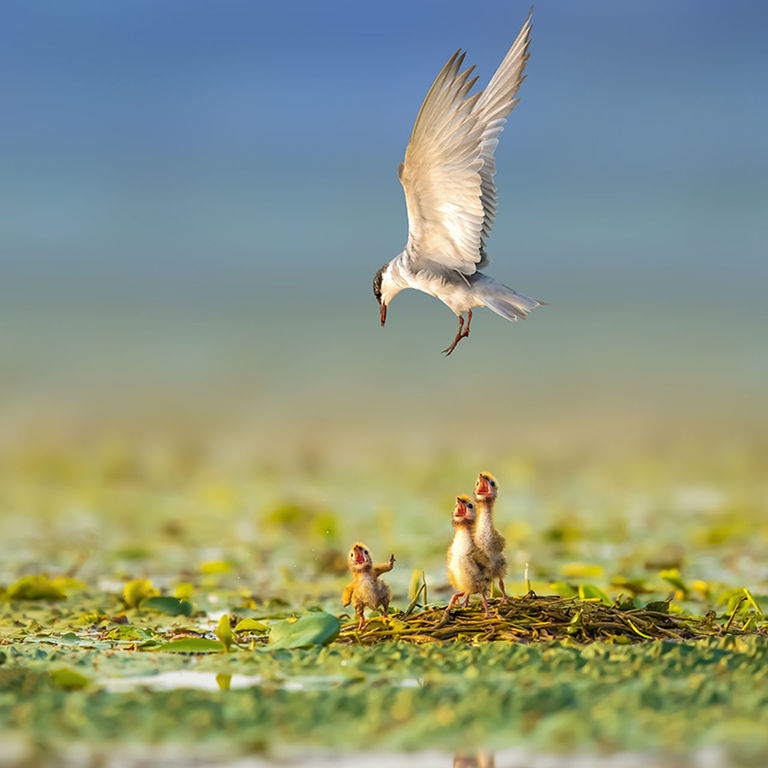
[498,579,510,603]
[447,592,464,611]
[356,608,366,631]
[480,592,490,619]
[463,593,471,607]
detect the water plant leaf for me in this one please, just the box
[103,626,159,642]
[49,668,90,690]
[174,583,194,600]
[743,588,764,616]
[234,618,268,633]
[8,575,66,601]
[268,612,340,649]
[550,581,578,598]
[200,560,231,575]
[660,569,689,597]
[578,584,611,605]
[157,638,224,653]
[215,614,234,651]
[408,569,422,600]
[140,596,194,616]
[123,579,157,608]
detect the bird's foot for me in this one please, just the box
[442,326,470,356]
[442,311,472,356]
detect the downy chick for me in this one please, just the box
[342,542,395,630]
[473,471,508,600]
[446,495,491,617]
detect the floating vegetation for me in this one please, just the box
[338,593,767,645]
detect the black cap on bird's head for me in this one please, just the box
[373,265,388,326]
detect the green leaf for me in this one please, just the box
[659,569,688,597]
[643,600,670,614]
[743,588,764,616]
[408,569,422,600]
[8,575,66,601]
[103,626,159,642]
[200,560,231,575]
[233,618,268,633]
[49,668,90,690]
[139,596,194,616]
[268,612,340,649]
[157,638,224,653]
[550,581,578,598]
[215,614,234,651]
[578,584,611,605]
[123,579,157,608]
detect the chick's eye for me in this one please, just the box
[490,480,496,487]
[364,550,369,555]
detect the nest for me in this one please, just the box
[336,593,740,645]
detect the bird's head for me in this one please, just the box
[372,264,402,326]
[348,542,373,572]
[453,495,476,525]
[474,472,498,502]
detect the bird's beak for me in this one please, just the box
[380,303,387,327]
[454,497,467,517]
[476,475,492,495]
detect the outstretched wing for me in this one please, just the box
[399,13,531,275]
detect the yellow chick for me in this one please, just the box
[342,542,395,630]
[446,495,491,617]
[474,471,508,601]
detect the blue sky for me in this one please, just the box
[2,1,766,289]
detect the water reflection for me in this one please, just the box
[454,753,495,768]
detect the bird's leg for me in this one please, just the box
[446,592,464,612]
[357,609,366,631]
[498,579,510,603]
[463,593,471,607]
[442,313,468,356]
[480,592,491,619]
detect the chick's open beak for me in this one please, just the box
[380,303,387,326]
[454,497,467,516]
[353,548,366,564]
[476,475,492,495]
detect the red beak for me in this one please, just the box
[476,475,492,495]
[353,549,366,564]
[380,304,387,326]
[454,498,467,517]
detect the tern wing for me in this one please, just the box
[399,13,532,275]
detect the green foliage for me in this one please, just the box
[140,596,194,616]
[578,584,611,605]
[215,614,234,651]
[49,668,90,690]
[269,612,340,649]
[123,579,157,608]
[234,618,268,633]
[7,575,66,601]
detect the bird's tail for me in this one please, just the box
[479,279,544,323]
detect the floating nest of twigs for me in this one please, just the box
[337,593,747,645]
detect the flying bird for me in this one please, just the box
[373,12,544,355]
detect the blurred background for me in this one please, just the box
[0,1,766,589]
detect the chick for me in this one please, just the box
[342,542,395,630]
[474,471,509,601]
[446,495,491,617]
